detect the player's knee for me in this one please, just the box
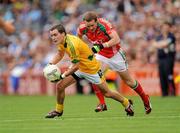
[103,92,113,98]
[124,79,135,87]
[125,81,132,87]
[56,81,64,92]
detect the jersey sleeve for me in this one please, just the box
[98,18,113,35]
[77,22,86,37]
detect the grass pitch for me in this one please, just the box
[0,95,179,133]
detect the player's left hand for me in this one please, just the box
[91,44,104,53]
[50,75,64,83]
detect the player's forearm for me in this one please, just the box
[49,52,63,64]
[153,40,169,49]
[104,38,120,47]
[63,63,79,77]
[102,31,120,48]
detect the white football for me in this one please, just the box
[43,64,61,82]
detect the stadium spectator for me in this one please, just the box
[77,11,152,114]
[0,17,15,35]
[152,21,176,96]
[45,24,134,118]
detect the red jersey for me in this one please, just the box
[77,18,120,58]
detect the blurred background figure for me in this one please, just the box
[10,55,33,93]
[76,78,93,94]
[152,22,176,96]
[105,69,118,90]
[0,17,15,35]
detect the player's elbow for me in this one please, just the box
[116,38,121,44]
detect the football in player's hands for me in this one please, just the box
[43,64,61,82]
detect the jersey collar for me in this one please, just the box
[64,35,68,48]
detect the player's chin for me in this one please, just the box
[52,40,58,45]
[91,29,96,32]
[53,41,58,45]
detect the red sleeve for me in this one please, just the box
[98,18,113,35]
[77,22,86,37]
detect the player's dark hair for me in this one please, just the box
[50,24,66,35]
[83,11,98,22]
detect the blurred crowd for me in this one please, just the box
[0,0,179,77]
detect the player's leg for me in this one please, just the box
[91,84,107,112]
[96,80,134,116]
[92,55,109,112]
[166,56,176,96]
[118,70,152,114]
[103,49,152,114]
[73,70,107,112]
[158,59,169,96]
[45,75,76,118]
[80,70,134,116]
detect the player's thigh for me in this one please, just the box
[95,54,109,71]
[75,70,110,94]
[76,71,113,96]
[75,70,105,84]
[118,70,135,86]
[56,75,76,91]
[109,49,128,71]
[96,50,128,72]
[96,81,111,94]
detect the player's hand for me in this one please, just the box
[91,44,104,53]
[51,79,60,83]
[47,63,53,66]
[50,75,64,83]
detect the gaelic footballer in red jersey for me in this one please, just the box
[77,17,120,58]
[77,11,152,114]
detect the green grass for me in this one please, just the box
[0,95,180,133]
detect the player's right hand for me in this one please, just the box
[91,44,104,53]
[50,74,64,83]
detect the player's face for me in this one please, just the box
[85,19,97,32]
[50,29,65,45]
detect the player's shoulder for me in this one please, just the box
[78,21,86,30]
[98,18,112,28]
[77,21,87,35]
[98,18,110,24]
[67,34,79,41]
[67,34,82,44]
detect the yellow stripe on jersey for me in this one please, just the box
[57,34,101,74]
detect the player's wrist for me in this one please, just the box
[92,43,105,53]
[60,73,66,79]
[98,44,104,49]
[92,45,100,53]
[102,42,109,48]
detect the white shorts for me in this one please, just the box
[95,49,128,72]
[74,70,105,84]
